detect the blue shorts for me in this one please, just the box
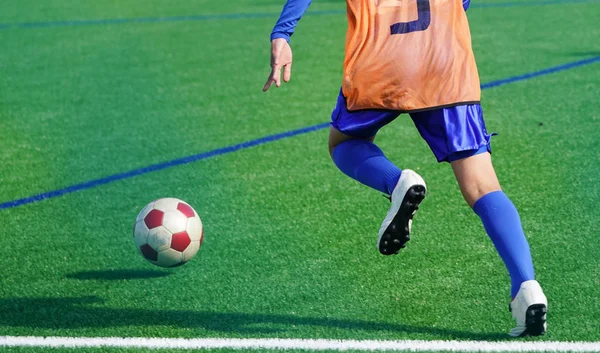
[330,89,492,163]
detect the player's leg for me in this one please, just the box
[329,89,426,255]
[451,152,536,294]
[329,127,426,255]
[449,152,500,207]
[450,152,546,337]
[329,127,398,195]
[411,104,546,336]
[328,88,403,196]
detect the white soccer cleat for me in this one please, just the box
[377,169,426,255]
[509,280,548,337]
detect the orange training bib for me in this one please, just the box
[343,0,481,111]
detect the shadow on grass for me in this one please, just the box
[0,296,508,341]
[65,270,171,281]
[65,269,171,280]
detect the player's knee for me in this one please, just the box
[328,128,345,159]
[451,152,501,207]
[461,183,502,208]
[328,142,339,159]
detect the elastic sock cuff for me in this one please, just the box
[473,190,505,215]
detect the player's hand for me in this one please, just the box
[263,38,293,91]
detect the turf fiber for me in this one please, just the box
[0,0,599,352]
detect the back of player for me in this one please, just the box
[264,0,548,338]
[343,0,480,111]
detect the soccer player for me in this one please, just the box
[263,0,547,337]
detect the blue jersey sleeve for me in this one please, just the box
[463,0,471,11]
[271,0,312,42]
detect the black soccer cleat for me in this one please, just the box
[524,304,547,336]
[509,280,548,337]
[377,170,426,255]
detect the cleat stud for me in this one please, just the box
[393,239,400,244]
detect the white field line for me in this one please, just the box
[1,336,600,352]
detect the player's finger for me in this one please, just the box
[283,62,292,82]
[263,75,275,91]
[263,66,282,91]
[262,67,277,91]
[272,65,282,87]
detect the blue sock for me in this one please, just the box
[332,140,401,195]
[473,191,535,298]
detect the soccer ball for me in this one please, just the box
[133,198,203,267]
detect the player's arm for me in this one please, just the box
[262,0,312,92]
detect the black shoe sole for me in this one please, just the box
[523,304,547,336]
[378,185,426,255]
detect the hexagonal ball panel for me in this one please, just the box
[177,202,196,218]
[133,220,149,248]
[157,248,183,268]
[153,198,181,212]
[182,240,200,262]
[144,209,164,229]
[147,226,172,252]
[162,211,187,234]
[186,216,203,242]
[140,244,158,262]
[171,231,191,252]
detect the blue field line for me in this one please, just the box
[481,56,600,89]
[0,122,330,210]
[1,10,344,30]
[2,10,345,30]
[1,55,599,211]
[0,0,597,31]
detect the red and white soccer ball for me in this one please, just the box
[133,198,203,267]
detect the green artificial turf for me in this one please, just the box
[1,0,599,352]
